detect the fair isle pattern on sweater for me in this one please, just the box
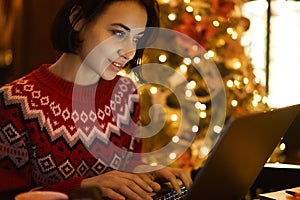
[0,64,141,194]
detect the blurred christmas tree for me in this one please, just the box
[137,0,273,170]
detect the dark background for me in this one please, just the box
[0,0,67,86]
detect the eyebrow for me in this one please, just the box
[111,23,145,35]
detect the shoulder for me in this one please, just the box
[0,64,49,98]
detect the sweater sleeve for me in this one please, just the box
[0,89,85,199]
[41,176,85,195]
[0,90,32,199]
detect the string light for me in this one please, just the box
[231,31,238,40]
[233,60,241,69]
[172,136,180,143]
[207,50,215,58]
[195,14,202,21]
[199,111,207,119]
[227,80,234,88]
[187,80,196,89]
[200,104,206,110]
[203,53,210,60]
[227,27,234,34]
[183,57,192,65]
[262,96,268,104]
[185,5,193,12]
[252,100,258,107]
[200,146,209,157]
[159,54,167,63]
[195,102,206,110]
[253,93,262,102]
[168,13,176,21]
[234,80,241,88]
[169,152,177,160]
[150,86,158,94]
[212,20,220,27]
[160,0,170,3]
[192,125,199,133]
[213,125,222,134]
[243,77,249,84]
[193,56,201,64]
[195,102,201,109]
[231,99,238,107]
[171,114,178,121]
[179,64,188,73]
[279,143,286,151]
[185,89,192,97]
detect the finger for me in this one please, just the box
[161,168,190,194]
[148,180,161,192]
[168,176,182,194]
[117,180,153,200]
[155,169,181,194]
[123,173,154,193]
[174,170,193,189]
[103,172,153,200]
[138,173,161,192]
[102,187,126,200]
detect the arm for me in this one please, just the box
[0,88,84,199]
[0,90,32,199]
[78,83,192,200]
[80,165,192,200]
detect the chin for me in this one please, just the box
[101,73,117,81]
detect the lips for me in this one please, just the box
[108,59,124,72]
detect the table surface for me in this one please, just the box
[259,186,300,200]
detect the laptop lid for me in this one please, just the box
[185,104,300,200]
[282,110,300,164]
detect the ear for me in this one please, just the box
[69,5,85,31]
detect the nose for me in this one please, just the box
[117,38,137,61]
[117,49,136,61]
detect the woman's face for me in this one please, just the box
[78,1,147,82]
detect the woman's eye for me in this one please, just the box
[133,36,141,43]
[113,30,126,39]
[112,29,142,44]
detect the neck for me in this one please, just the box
[49,53,100,85]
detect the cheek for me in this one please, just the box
[80,42,117,71]
[80,29,121,62]
[95,40,120,60]
[79,31,106,58]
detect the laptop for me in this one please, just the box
[282,110,300,164]
[152,104,300,200]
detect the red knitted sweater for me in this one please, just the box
[0,64,142,199]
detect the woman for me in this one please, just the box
[0,0,192,199]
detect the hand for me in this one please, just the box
[80,170,159,200]
[148,166,193,194]
[80,166,193,200]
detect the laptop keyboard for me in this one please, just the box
[152,186,188,200]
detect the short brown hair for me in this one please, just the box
[51,0,160,70]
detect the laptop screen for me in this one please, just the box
[184,104,300,200]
